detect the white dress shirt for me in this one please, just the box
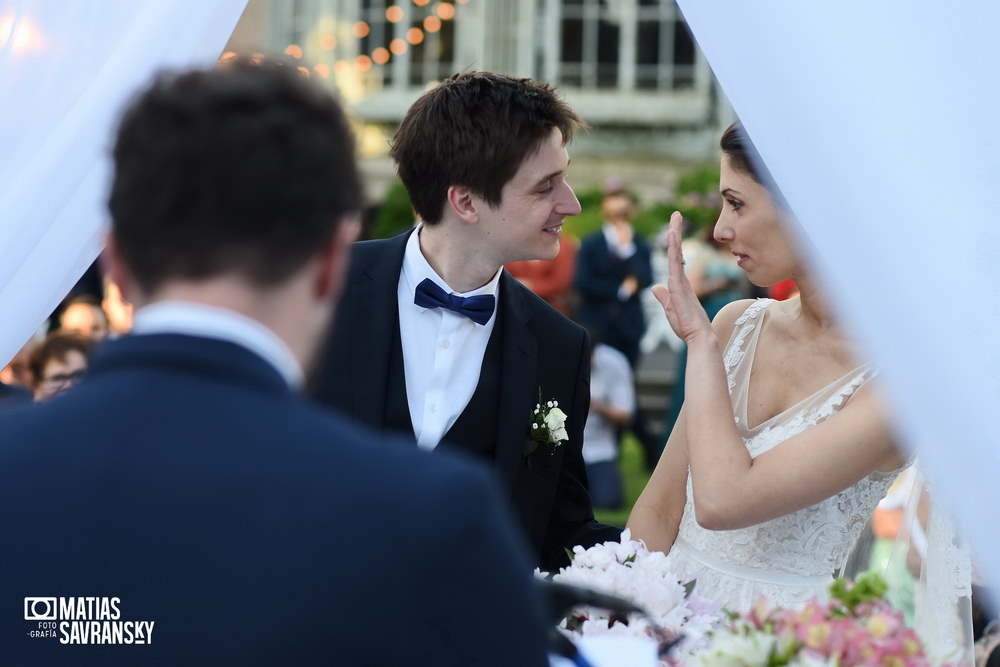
[397,227,501,450]
[132,301,304,389]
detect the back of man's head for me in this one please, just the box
[390,71,582,225]
[108,57,362,294]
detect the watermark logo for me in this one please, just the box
[23,597,154,645]
[24,598,57,621]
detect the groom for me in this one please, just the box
[311,72,622,571]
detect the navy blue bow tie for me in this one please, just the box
[414,278,496,325]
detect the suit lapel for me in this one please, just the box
[346,232,411,428]
[494,273,539,489]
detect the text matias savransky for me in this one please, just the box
[24,596,155,645]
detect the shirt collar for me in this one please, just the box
[131,301,304,389]
[401,225,503,304]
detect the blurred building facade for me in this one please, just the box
[227,0,732,202]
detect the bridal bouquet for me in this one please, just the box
[687,572,950,667]
[540,530,721,662]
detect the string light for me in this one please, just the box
[277,0,466,80]
[406,27,424,44]
[352,21,371,38]
[390,38,408,55]
[423,15,442,32]
[436,3,455,20]
[385,5,404,23]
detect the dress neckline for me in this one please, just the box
[732,300,872,433]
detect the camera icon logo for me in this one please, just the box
[24,598,57,621]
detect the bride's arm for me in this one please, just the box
[650,212,904,531]
[626,407,690,553]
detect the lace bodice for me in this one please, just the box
[666,299,901,611]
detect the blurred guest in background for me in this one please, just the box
[582,331,635,510]
[27,331,92,401]
[574,191,652,369]
[505,233,578,317]
[57,294,111,342]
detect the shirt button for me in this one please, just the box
[441,340,451,349]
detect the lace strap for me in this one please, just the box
[722,299,772,387]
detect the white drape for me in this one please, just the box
[0,0,248,365]
[674,1,999,599]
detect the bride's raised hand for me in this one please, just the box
[652,211,713,344]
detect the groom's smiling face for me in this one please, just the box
[473,127,582,265]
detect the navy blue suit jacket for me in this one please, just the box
[574,231,653,364]
[310,231,621,571]
[0,333,549,666]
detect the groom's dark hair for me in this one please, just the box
[108,56,363,292]
[389,71,584,225]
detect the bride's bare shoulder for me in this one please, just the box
[710,298,762,339]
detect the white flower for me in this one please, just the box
[527,390,572,454]
[538,535,725,657]
[788,651,838,667]
[544,407,567,435]
[688,630,776,667]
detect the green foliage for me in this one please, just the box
[368,179,414,240]
[631,202,673,239]
[829,572,889,615]
[593,434,651,528]
[676,163,721,197]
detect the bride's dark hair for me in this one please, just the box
[720,121,761,183]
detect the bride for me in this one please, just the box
[627,121,909,612]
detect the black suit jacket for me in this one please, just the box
[311,230,621,571]
[0,333,549,666]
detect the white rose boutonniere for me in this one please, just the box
[524,388,569,458]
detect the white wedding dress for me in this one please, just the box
[664,299,904,612]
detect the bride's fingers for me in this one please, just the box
[666,212,686,280]
[651,284,670,310]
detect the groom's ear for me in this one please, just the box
[446,185,480,224]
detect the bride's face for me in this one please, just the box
[713,154,801,287]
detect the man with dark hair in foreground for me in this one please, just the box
[0,59,549,666]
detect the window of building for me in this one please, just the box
[358,0,456,89]
[548,0,697,91]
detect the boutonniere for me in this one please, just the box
[523,388,569,458]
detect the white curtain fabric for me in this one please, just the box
[674,1,1000,598]
[0,0,248,365]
